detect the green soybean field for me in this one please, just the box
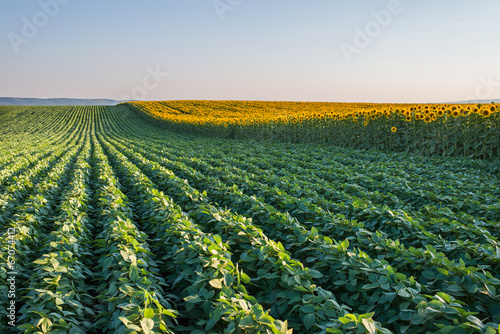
[0,105,499,334]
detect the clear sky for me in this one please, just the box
[1,0,499,103]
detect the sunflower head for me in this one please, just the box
[424,115,431,123]
[482,109,491,117]
[391,126,397,132]
[437,110,444,117]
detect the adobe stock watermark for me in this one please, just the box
[339,0,411,63]
[7,0,71,54]
[213,0,243,21]
[120,65,169,101]
[5,228,18,326]
[465,74,500,102]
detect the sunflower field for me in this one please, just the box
[0,104,499,333]
[127,101,500,159]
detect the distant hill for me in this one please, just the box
[2,97,498,106]
[449,98,500,104]
[0,97,126,106]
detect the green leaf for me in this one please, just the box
[300,305,315,314]
[437,267,449,276]
[398,289,411,298]
[40,318,53,333]
[17,325,37,331]
[69,326,86,334]
[421,271,435,280]
[362,283,380,290]
[466,315,484,328]
[213,234,222,244]
[326,329,342,334]
[239,315,254,327]
[125,324,143,332]
[400,310,413,321]
[436,292,452,303]
[144,308,155,318]
[308,269,323,279]
[361,318,377,334]
[129,264,139,282]
[224,273,234,286]
[119,317,131,326]
[241,272,251,284]
[163,309,177,318]
[339,314,358,324]
[303,313,316,330]
[140,318,154,333]
[209,279,222,289]
[102,256,114,271]
[206,306,223,330]
[446,284,463,293]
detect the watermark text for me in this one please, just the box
[5,228,17,326]
[7,0,71,54]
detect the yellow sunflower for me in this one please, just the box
[481,109,491,117]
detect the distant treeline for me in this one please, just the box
[0,97,125,106]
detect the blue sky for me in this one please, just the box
[1,0,499,103]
